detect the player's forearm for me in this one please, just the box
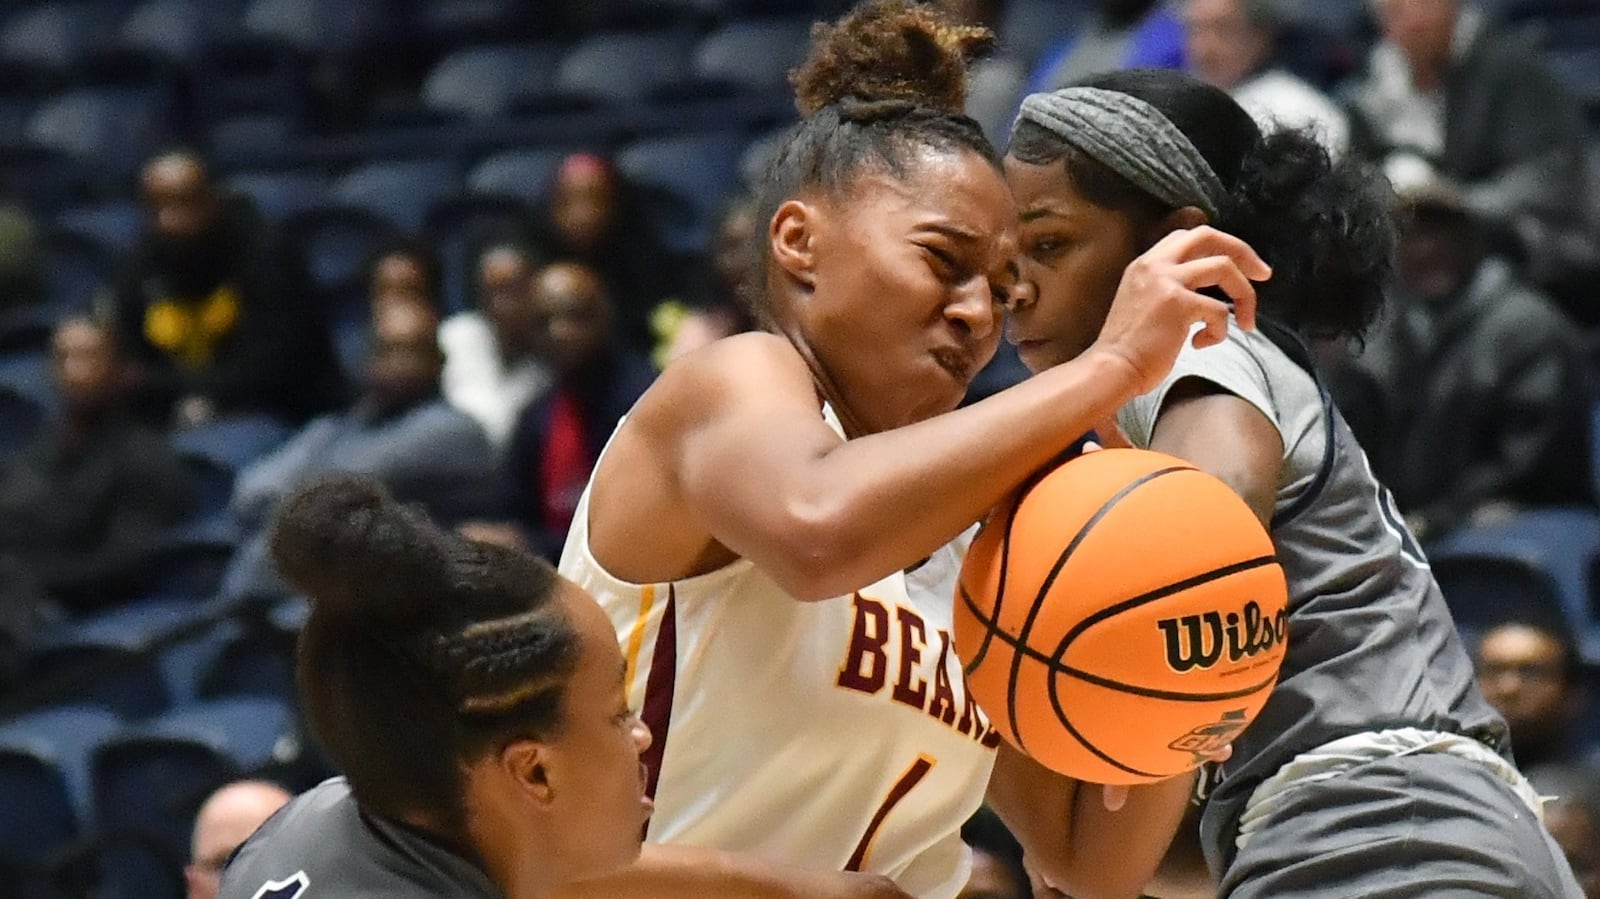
[1057,772,1201,899]
[552,844,907,899]
[769,349,1140,600]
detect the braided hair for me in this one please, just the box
[270,475,579,838]
[744,0,999,322]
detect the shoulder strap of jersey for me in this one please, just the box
[1253,317,1337,529]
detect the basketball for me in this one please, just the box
[954,448,1289,785]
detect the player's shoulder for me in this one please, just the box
[635,331,812,425]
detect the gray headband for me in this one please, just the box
[1014,87,1226,221]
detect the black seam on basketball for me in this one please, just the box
[1052,665,1279,702]
[1002,466,1192,754]
[962,493,1025,677]
[1054,555,1281,651]
[1044,653,1166,780]
[962,576,1279,702]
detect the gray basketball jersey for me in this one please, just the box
[218,778,504,899]
[1117,319,1509,872]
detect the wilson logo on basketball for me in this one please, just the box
[1157,600,1287,673]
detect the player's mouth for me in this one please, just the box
[930,346,976,382]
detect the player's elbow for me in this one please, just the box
[764,496,871,602]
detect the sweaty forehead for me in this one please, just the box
[845,148,1015,245]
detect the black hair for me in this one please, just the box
[747,0,999,321]
[1008,68,1396,341]
[270,475,580,839]
[1481,605,1585,688]
[365,237,445,313]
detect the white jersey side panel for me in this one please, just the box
[558,413,998,899]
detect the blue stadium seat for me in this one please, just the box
[0,387,44,456]
[224,169,330,224]
[171,415,293,473]
[1550,49,1600,116]
[284,207,401,295]
[690,18,814,92]
[422,44,562,120]
[53,202,143,256]
[25,87,173,179]
[206,113,303,161]
[242,0,392,54]
[188,38,310,126]
[467,147,570,207]
[0,706,121,878]
[330,159,462,232]
[0,4,108,74]
[0,349,52,409]
[552,30,695,106]
[617,129,746,254]
[118,0,238,65]
[22,638,170,721]
[409,0,536,46]
[196,625,294,703]
[40,229,113,318]
[1430,508,1600,661]
[424,195,537,314]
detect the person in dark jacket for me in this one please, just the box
[0,318,192,627]
[506,261,655,560]
[107,150,343,427]
[1334,180,1594,540]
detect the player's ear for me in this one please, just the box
[770,199,818,290]
[1147,205,1209,246]
[500,740,555,806]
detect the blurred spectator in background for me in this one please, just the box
[225,301,497,596]
[0,318,191,624]
[439,239,552,449]
[1476,611,1591,770]
[507,261,654,560]
[0,204,47,350]
[1182,0,1349,153]
[1333,181,1593,541]
[941,0,1031,146]
[1347,0,1597,296]
[1528,763,1600,899]
[958,806,1029,899]
[539,153,677,354]
[108,150,343,428]
[365,238,443,317]
[1025,0,1185,95]
[186,780,291,899]
[653,193,759,369]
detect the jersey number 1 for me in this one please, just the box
[846,755,935,872]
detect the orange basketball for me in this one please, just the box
[954,448,1289,785]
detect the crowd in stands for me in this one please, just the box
[0,0,1595,896]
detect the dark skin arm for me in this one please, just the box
[1138,378,1283,898]
[588,228,1269,601]
[987,744,1206,899]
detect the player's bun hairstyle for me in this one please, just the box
[746,0,999,320]
[1009,68,1396,341]
[271,474,579,835]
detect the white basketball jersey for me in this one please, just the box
[558,409,999,899]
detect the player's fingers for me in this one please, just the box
[1162,225,1272,282]
[1101,783,1130,812]
[1187,295,1234,350]
[1169,255,1257,311]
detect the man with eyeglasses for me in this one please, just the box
[1475,612,1592,770]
